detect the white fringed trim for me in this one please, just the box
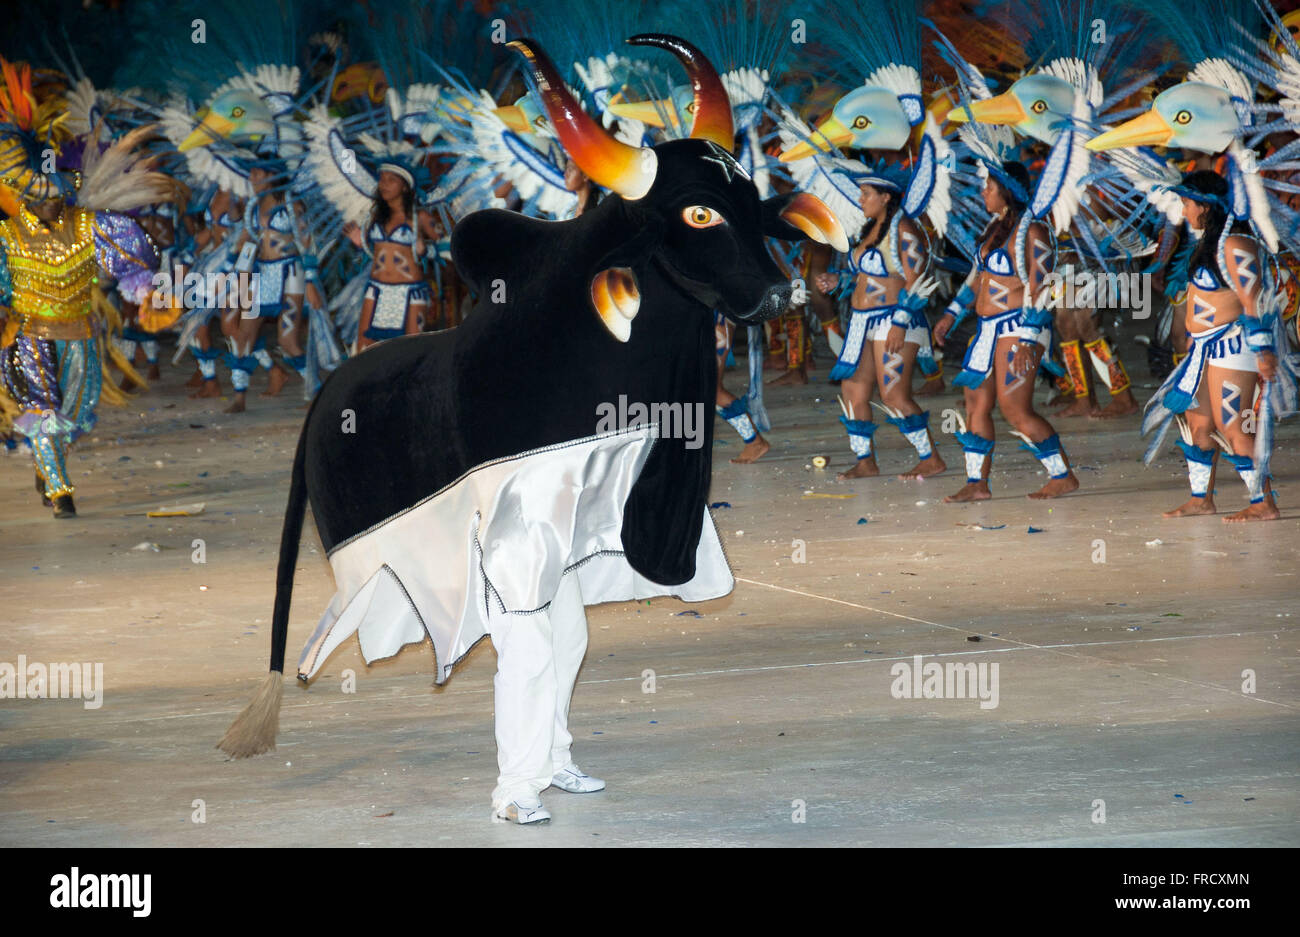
[865,63,921,100]
[1229,138,1279,252]
[1042,58,1103,111]
[302,106,376,227]
[1189,58,1255,115]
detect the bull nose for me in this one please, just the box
[742,284,791,323]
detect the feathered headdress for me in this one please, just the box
[0,57,72,211]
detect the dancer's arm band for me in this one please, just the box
[891,288,928,327]
[1244,314,1276,354]
[944,284,974,319]
[1015,307,1052,343]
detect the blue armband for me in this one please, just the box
[891,288,926,327]
[944,283,973,317]
[1015,307,1053,343]
[824,266,853,297]
[1244,313,1276,354]
[942,284,974,331]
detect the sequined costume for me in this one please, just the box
[0,206,154,500]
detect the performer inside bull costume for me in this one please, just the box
[218,35,846,824]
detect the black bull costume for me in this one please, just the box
[218,36,846,811]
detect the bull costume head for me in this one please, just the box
[507,35,847,328]
[217,36,843,760]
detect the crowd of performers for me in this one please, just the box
[2,0,1300,523]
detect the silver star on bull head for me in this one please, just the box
[701,140,750,183]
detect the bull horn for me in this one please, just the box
[590,267,640,342]
[627,34,734,150]
[508,39,657,200]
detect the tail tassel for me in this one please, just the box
[217,670,284,759]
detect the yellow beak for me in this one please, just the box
[945,91,1027,127]
[1085,108,1174,151]
[179,112,237,152]
[436,95,476,124]
[603,99,673,128]
[493,106,533,134]
[779,114,853,163]
[779,192,850,253]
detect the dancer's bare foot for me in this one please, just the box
[224,392,247,414]
[260,365,290,397]
[184,369,203,388]
[189,379,222,399]
[767,367,808,386]
[1223,500,1280,523]
[1047,390,1073,409]
[1055,397,1099,417]
[146,363,161,381]
[730,435,771,463]
[1091,391,1139,419]
[837,457,879,479]
[944,480,990,502]
[1027,472,1080,499]
[1163,496,1216,518]
[899,452,946,479]
[915,375,945,397]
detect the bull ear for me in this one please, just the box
[762,192,850,253]
[584,205,663,341]
[590,267,640,342]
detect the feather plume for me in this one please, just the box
[78,122,186,213]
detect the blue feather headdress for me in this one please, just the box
[815,0,922,84]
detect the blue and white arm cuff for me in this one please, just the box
[1015,307,1052,343]
[891,288,926,327]
[1243,313,1276,354]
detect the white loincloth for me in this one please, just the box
[296,425,733,682]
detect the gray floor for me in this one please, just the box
[2,356,1296,846]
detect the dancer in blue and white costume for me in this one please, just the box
[1085,0,1300,521]
[343,163,438,350]
[1139,173,1282,522]
[809,166,946,479]
[934,160,1081,501]
[774,0,956,479]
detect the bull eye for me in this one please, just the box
[1031,100,1047,114]
[682,205,725,229]
[1174,109,1192,125]
[851,115,870,130]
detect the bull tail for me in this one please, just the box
[217,422,310,758]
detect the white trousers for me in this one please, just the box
[488,571,589,808]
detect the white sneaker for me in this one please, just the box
[493,796,552,825]
[550,763,606,793]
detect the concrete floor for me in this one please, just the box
[1,350,1297,846]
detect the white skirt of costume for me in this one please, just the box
[297,426,733,683]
